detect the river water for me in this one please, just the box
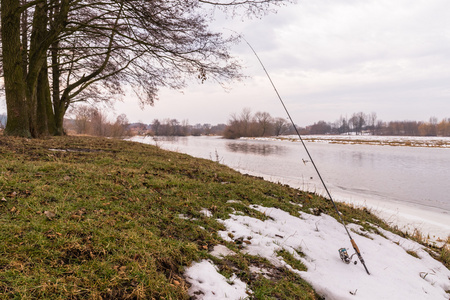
[131,136,450,241]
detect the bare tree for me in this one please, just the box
[109,114,130,138]
[240,108,253,137]
[72,105,92,134]
[273,117,289,136]
[368,112,377,135]
[308,120,331,134]
[254,111,273,136]
[350,112,366,135]
[151,119,161,136]
[1,0,294,137]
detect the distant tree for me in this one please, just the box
[90,109,108,137]
[240,108,253,137]
[418,117,438,136]
[109,114,130,138]
[151,119,161,136]
[223,113,242,139]
[429,116,438,136]
[253,111,273,136]
[210,124,227,135]
[308,120,331,134]
[200,124,212,136]
[335,115,349,134]
[72,105,92,134]
[375,120,385,135]
[437,118,450,136]
[350,112,366,135]
[403,121,420,136]
[368,112,377,134]
[273,117,289,136]
[148,118,191,136]
[179,119,191,136]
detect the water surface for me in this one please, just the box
[133,136,450,238]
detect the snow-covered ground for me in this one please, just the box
[184,204,450,299]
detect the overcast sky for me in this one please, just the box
[2,0,449,127]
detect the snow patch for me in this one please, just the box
[200,208,212,218]
[215,206,450,300]
[210,245,237,258]
[227,200,242,204]
[184,260,250,300]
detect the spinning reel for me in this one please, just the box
[339,248,358,265]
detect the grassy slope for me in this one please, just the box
[0,136,447,299]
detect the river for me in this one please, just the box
[130,135,450,241]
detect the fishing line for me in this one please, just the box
[239,34,370,275]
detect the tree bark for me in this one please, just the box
[1,0,30,137]
[26,0,69,137]
[36,61,56,136]
[27,1,50,137]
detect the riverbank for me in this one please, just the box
[0,136,448,299]
[133,135,450,243]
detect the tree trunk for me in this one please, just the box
[40,0,70,136]
[51,38,65,136]
[21,0,28,82]
[36,62,57,136]
[54,98,67,136]
[1,0,30,137]
[27,1,51,137]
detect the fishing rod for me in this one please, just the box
[240,35,370,275]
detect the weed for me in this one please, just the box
[440,244,450,269]
[276,249,308,272]
[406,250,420,259]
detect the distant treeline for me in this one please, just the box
[138,109,297,138]
[221,109,450,138]
[222,108,296,139]
[68,110,450,138]
[306,112,450,137]
[3,110,449,138]
[132,119,227,137]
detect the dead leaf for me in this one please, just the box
[44,210,56,220]
[70,214,81,220]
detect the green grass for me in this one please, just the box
[277,249,308,272]
[0,136,448,299]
